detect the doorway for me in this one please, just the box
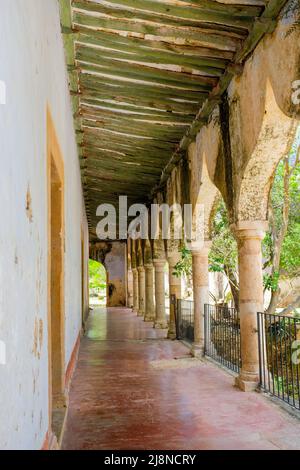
[47,109,65,444]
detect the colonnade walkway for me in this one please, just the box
[62,307,300,450]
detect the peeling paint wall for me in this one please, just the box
[0,0,88,450]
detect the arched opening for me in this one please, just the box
[89,259,107,307]
[209,198,238,310]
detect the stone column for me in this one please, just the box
[137,266,145,317]
[233,221,267,392]
[153,259,168,329]
[132,268,139,313]
[127,268,134,308]
[168,253,182,339]
[191,241,211,357]
[144,264,155,322]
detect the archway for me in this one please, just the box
[89,259,107,307]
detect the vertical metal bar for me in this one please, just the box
[279,315,285,402]
[273,315,280,398]
[257,313,262,389]
[288,317,299,407]
[284,315,290,405]
[269,314,275,396]
[293,319,300,410]
[288,317,296,408]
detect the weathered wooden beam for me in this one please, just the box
[76,35,229,74]
[78,104,194,123]
[79,86,204,113]
[79,110,192,127]
[78,89,204,113]
[78,96,197,116]
[76,46,219,88]
[82,118,187,139]
[75,0,263,18]
[82,139,174,154]
[79,74,210,99]
[83,131,178,151]
[72,11,245,49]
[79,94,200,114]
[82,122,183,144]
[73,0,258,29]
[76,26,236,60]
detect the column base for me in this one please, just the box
[235,374,259,392]
[167,328,177,340]
[154,321,168,329]
[191,343,204,358]
[144,315,155,322]
[137,310,144,317]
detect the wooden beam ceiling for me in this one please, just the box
[59,0,287,239]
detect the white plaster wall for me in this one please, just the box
[0,0,87,449]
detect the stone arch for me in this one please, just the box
[224,6,300,222]
[189,114,222,241]
[235,80,298,223]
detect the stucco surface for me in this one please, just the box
[0,0,88,450]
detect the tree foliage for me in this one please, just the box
[89,259,107,291]
[173,129,300,314]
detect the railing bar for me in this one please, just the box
[264,314,268,390]
[293,320,300,410]
[273,316,280,399]
[279,316,285,402]
[268,314,275,396]
[257,313,262,389]
[288,317,299,407]
[288,317,296,408]
[284,316,290,404]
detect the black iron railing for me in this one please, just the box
[257,312,300,411]
[176,299,194,343]
[204,304,241,373]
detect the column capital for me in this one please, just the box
[231,220,268,241]
[191,240,212,257]
[167,252,181,266]
[153,258,166,268]
[137,265,145,273]
[144,262,153,269]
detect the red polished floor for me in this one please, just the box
[62,307,300,450]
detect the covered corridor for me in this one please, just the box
[62,307,300,450]
[1,0,300,451]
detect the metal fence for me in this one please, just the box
[257,312,300,411]
[204,304,241,373]
[176,299,194,343]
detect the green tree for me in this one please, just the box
[209,200,239,309]
[173,132,300,314]
[89,259,107,292]
[264,140,300,315]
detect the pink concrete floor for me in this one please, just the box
[62,307,300,450]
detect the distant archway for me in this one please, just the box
[89,259,107,307]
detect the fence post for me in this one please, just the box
[170,294,177,338]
